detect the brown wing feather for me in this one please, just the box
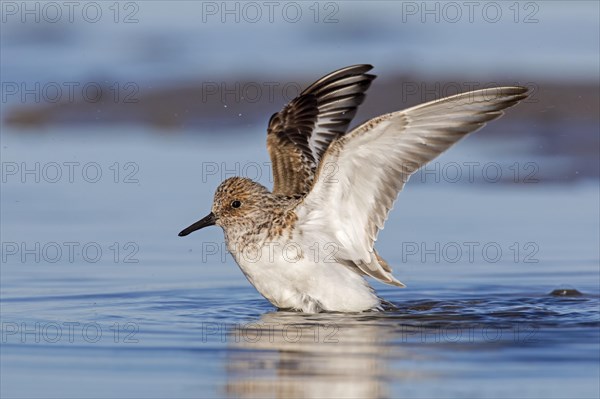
[267,65,376,196]
[267,133,313,197]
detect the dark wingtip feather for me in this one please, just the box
[268,65,377,196]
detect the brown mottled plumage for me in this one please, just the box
[210,177,300,245]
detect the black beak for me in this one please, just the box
[178,212,216,237]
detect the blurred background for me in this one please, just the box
[1,1,599,398]
[2,1,598,180]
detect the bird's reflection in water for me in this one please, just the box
[223,310,427,398]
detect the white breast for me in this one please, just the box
[227,234,380,313]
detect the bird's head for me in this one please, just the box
[178,177,270,236]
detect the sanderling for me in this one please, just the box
[179,64,528,313]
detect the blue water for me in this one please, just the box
[1,128,598,398]
[1,1,599,396]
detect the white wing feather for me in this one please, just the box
[296,87,529,285]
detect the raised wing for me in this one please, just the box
[267,65,376,196]
[296,87,529,285]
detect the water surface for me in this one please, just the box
[1,129,599,398]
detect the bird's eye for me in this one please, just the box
[231,200,241,208]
